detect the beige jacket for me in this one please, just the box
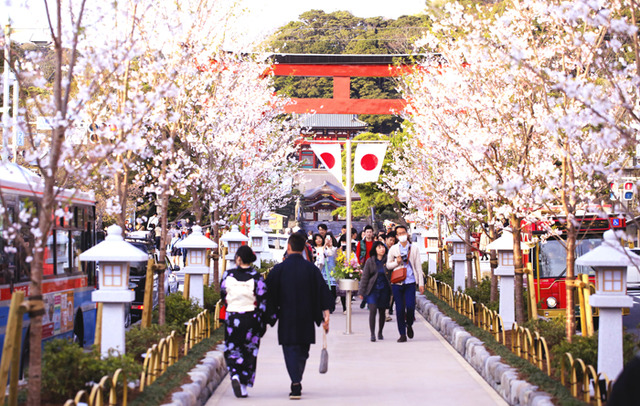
[386,242,424,287]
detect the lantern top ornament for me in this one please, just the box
[576,230,640,268]
[486,228,527,251]
[248,225,268,239]
[79,225,148,262]
[220,225,250,244]
[175,225,218,249]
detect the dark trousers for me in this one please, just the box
[282,344,310,384]
[392,283,416,336]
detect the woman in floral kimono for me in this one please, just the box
[220,245,267,398]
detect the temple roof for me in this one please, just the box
[296,170,360,201]
[300,114,368,129]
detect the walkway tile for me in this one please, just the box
[206,299,507,405]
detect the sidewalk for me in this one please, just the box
[205,298,508,405]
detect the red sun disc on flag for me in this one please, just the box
[320,153,335,169]
[361,154,378,171]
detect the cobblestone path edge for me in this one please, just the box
[416,295,555,406]
[161,344,228,406]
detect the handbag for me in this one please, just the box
[390,246,411,284]
[319,328,328,374]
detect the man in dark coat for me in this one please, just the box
[266,233,335,400]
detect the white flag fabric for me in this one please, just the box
[310,143,342,184]
[354,143,387,184]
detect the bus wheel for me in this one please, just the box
[73,310,85,346]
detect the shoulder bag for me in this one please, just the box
[390,245,411,284]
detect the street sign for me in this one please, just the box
[17,131,23,147]
[623,182,635,201]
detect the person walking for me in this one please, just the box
[387,225,425,342]
[220,246,268,398]
[358,241,391,342]
[266,233,334,400]
[321,234,344,313]
[357,225,376,309]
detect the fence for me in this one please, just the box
[63,369,127,406]
[425,275,610,405]
[184,309,211,355]
[140,331,179,391]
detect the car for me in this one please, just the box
[125,236,158,321]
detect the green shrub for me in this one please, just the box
[42,339,141,403]
[432,267,453,288]
[422,261,429,275]
[154,292,202,333]
[550,331,639,376]
[203,284,221,313]
[465,276,498,311]
[523,316,567,349]
[258,260,278,275]
[125,323,175,362]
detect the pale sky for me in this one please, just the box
[3,0,427,47]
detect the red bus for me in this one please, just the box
[0,163,97,374]
[526,215,626,318]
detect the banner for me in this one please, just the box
[354,143,387,184]
[310,143,342,184]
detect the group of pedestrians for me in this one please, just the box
[219,223,425,400]
[220,233,334,400]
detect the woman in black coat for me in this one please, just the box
[358,241,391,342]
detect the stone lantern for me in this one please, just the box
[486,228,525,330]
[220,225,250,271]
[575,229,639,380]
[79,225,148,357]
[248,225,272,265]
[175,225,218,306]
[445,232,474,292]
[425,229,439,275]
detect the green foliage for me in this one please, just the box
[154,293,202,334]
[523,316,567,349]
[432,268,453,287]
[203,284,221,314]
[125,324,175,362]
[257,260,278,276]
[465,277,498,311]
[550,332,639,377]
[42,339,141,403]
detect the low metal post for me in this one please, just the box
[141,259,154,328]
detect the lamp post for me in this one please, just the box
[486,228,524,330]
[79,225,148,357]
[175,225,218,306]
[220,225,250,272]
[425,229,439,275]
[575,230,640,380]
[445,232,467,291]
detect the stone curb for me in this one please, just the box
[416,295,554,406]
[161,344,227,406]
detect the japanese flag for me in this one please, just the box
[310,143,342,184]
[354,143,387,184]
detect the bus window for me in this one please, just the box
[43,231,55,276]
[538,236,602,278]
[71,230,83,273]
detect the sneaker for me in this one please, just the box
[343,310,347,315]
[397,335,407,343]
[378,332,384,340]
[231,376,243,398]
[370,335,376,342]
[407,325,414,339]
[290,383,302,400]
[386,316,392,322]
[240,384,248,398]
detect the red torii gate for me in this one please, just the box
[269,54,425,115]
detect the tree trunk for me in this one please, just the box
[485,202,499,302]
[465,222,474,288]
[157,185,170,325]
[192,184,203,225]
[212,209,220,291]
[510,214,526,325]
[565,219,577,340]
[437,214,443,273]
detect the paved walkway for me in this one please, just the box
[206,299,507,405]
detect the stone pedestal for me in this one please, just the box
[453,260,465,292]
[427,252,437,275]
[92,290,134,357]
[590,294,632,380]
[187,267,208,306]
[495,268,515,330]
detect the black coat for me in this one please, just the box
[266,253,335,345]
